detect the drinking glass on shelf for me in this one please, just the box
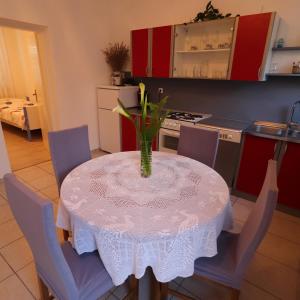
[185,36,191,51]
[201,61,209,78]
[270,63,278,73]
[211,31,220,49]
[201,31,209,49]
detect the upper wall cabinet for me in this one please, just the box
[152,26,173,77]
[131,29,150,77]
[229,12,278,81]
[173,18,235,80]
[131,26,173,78]
[131,12,279,81]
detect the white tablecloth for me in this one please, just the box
[57,151,232,285]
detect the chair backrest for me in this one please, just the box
[235,159,278,275]
[177,125,219,168]
[48,125,91,189]
[4,174,78,300]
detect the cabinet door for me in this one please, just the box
[121,115,137,151]
[278,142,300,210]
[131,29,149,77]
[236,134,277,196]
[152,25,172,78]
[98,109,121,153]
[230,13,273,81]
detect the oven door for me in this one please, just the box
[159,128,179,153]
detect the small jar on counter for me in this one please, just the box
[292,62,300,74]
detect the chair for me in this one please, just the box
[4,173,114,300]
[177,126,219,168]
[48,125,91,240]
[48,125,91,189]
[161,159,278,300]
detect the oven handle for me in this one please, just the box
[160,128,180,138]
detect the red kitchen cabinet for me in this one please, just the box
[230,12,275,81]
[278,142,300,210]
[236,134,277,196]
[121,115,158,151]
[152,25,173,78]
[131,29,149,77]
[121,115,137,151]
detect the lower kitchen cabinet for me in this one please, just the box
[235,134,277,196]
[278,142,300,210]
[121,115,137,151]
[121,115,158,152]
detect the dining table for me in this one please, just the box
[57,151,232,299]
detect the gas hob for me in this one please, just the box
[162,111,211,130]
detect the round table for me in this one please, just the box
[57,151,232,286]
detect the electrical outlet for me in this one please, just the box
[158,88,164,94]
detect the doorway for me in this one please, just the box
[0,26,50,171]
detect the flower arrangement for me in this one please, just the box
[102,42,129,72]
[113,83,169,177]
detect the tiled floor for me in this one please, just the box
[0,153,299,299]
[2,123,50,171]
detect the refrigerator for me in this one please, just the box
[97,86,138,153]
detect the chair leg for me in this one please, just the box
[160,283,168,300]
[63,229,69,241]
[128,275,138,300]
[37,276,50,300]
[230,287,240,300]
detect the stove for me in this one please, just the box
[166,111,211,123]
[159,111,247,187]
[162,111,211,131]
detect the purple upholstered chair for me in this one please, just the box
[177,125,219,168]
[48,125,91,190]
[4,174,113,300]
[161,160,278,300]
[48,125,91,241]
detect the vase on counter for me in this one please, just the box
[111,71,122,86]
[140,137,152,178]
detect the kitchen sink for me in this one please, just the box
[285,128,300,138]
[249,121,300,143]
[254,125,284,136]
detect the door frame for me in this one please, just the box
[0,17,58,177]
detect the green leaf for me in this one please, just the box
[114,98,136,127]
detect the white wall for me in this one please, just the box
[0,0,112,153]
[108,0,300,43]
[0,0,299,177]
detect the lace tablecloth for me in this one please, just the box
[57,151,232,285]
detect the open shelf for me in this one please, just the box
[267,73,300,77]
[176,48,231,54]
[272,47,300,51]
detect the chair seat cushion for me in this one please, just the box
[61,242,113,300]
[194,231,240,288]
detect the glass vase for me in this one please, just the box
[140,138,152,178]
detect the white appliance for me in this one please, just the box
[97,86,138,153]
[159,111,244,186]
[159,111,212,153]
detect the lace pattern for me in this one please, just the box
[57,151,232,285]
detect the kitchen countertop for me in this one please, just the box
[127,108,250,130]
[127,106,300,143]
[245,124,300,144]
[197,117,251,131]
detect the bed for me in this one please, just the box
[0,98,41,140]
